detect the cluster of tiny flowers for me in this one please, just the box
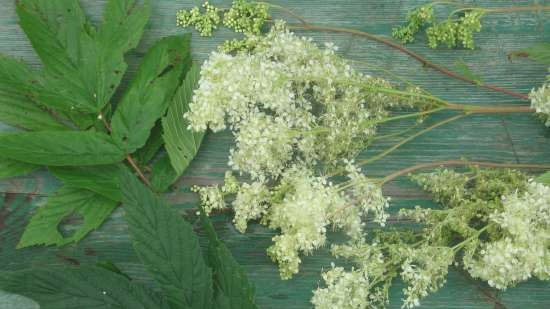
[193,171,240,215]
[426,10,484,49]
[333,160,390,239]
[312,266,387,309]
[394,4,484,49]
[194,163,387,280]
[409,168,468,207]
[232,180,269,233]
[223,0,269,35]
[313,241,389,309]
[400,246,453,308]
[313,168,538,309]
[186,21,402,181]
[392,5,434,44]
[529,70,550,127]
[265,167,345,279]
[191,185,225,215]
[176,2,221,37]
[176,0,269,37]
[187,22,399,279]
[465,181,550,289]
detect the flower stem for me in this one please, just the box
[371,120,425,142]
[381,160,550,185]
[285,23,529,100]
[99,112,153,189]
[363,107,447,128]
[360,114,466,166]
[451,225,490,252]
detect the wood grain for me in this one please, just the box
[1,0,550,308]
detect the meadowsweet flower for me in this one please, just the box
[221,171,240,194]
[312,266,387,309]
[229,114,295,181]
[223,0,269,35]
[465,181,550,289]
[266,167,345,279]
[176,2,221,37]
[187,22,397,279]
[400,246,453,308]
[457,11,484,49]
[530,72,550,127]
[193,184,225,215]
[392,5,434,44]
[232,181,269,233]
[186,22,403,181]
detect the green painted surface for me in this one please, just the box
[1,0,550,308]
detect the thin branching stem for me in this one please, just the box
[381,160,550,185]
[359,113,466,166]
[99,112,153,189]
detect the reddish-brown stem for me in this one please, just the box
[287,23,529,100]
[381,160,550,184]
[99,113,153,189]
[488,5,550,14]
[446,103,533,113]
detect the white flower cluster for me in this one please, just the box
[312,242,388,309]
[530,71,550,127]
[266,167,344,279]
[188,22,394,279]
[465,181,550,289]
[311,266,382,309]
[185,21,402,181]
[400,246,453,308]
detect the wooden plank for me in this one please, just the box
[1,0,549,308]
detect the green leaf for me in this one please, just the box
[96,261,132,281]
[0,157,39,180]
[134,121,165,168]
[535,172,550,185]
[0,266,168,309]
[163,63,204,175]
[150,153,180,193]
[111,35,191,153]
[0,131,125,166]
[121,170,213,309]
[49,165,123,201]
[17,187,117,248]
[0,54,68,131]
[454,59,483,85]
[16,0,150,115]
[201,213,259,309]
[111,34,192,154]
[508,43,550,65]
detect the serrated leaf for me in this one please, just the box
[16,0,150,117]
[201,212,258,309]
[150,153,180,193]
[0,55,68,131]
[0,266,168,309]
[509,43,550,65]
[454,59,483,85]
[49,165,123,201]
[0,131,125,166]
[163,63,205,175]
[0,157,39,180]
[121,170,213,309]
[17,187,117,248]
[535,172,550,185]
[111,34,192,154]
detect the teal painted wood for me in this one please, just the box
[1,0,550,308]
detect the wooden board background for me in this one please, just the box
[1,0,550,308]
